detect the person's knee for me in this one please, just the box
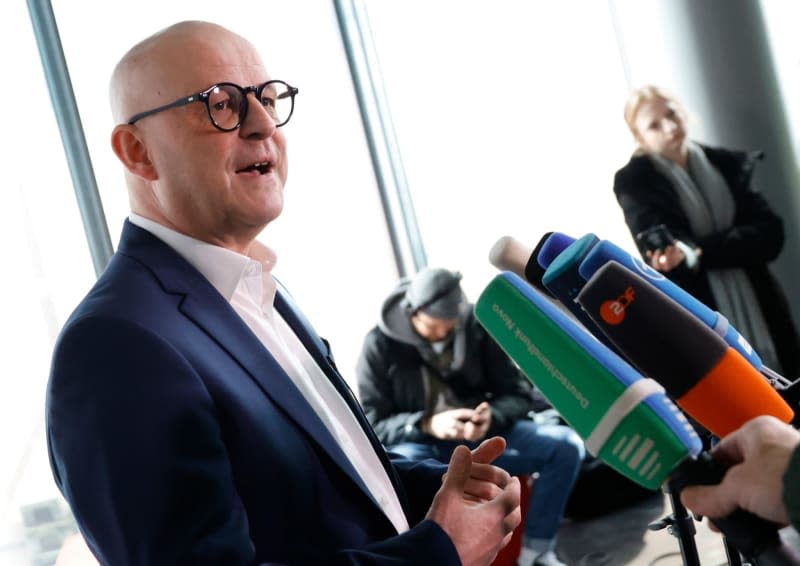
[565,429,586,461]
[506,421,585,471]
[553,429,585,469]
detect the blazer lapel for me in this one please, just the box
[274,290,407,498]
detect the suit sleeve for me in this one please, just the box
[390,457,449,526]
[47,316,460,566]
[47,315,256,565]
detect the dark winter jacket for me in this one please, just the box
[785,445,800,531]
[613,144,800,378]
[356,280,534,447]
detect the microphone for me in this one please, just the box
[575,261,794,438]
[474,271,702,490]
[538,234,620,351]
[578,238,764,372]
[489,233,574,296]
[536,232,577,271]
[475,271,793,561]
[579,240,800,426]
[540,233,598,305]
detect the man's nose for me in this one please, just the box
[239,94,277,138]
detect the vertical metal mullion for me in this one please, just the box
[27,0,112,277]
[333,0,427,277]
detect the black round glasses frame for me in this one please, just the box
[126,79,299,131]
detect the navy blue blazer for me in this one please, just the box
[46,220,456,565]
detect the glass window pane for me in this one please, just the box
[0,3,96,565]
[365,0,637,301]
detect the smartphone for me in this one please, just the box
[635,224,676,252]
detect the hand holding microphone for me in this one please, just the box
[680,415,800,528]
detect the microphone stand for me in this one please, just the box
[649,478,702,566]
[650,423,755,566]
[651,478,750,566]
[722,537,746,566]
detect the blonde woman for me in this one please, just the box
[613,85,799,377]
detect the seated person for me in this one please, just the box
[356,267,585,566]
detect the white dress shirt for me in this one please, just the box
[129,213,409,534]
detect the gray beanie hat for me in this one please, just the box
[403,268,465,320]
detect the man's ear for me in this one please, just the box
[111,124,158,181]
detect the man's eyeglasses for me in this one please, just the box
[127,80,299,132]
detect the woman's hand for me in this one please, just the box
[647,244,685,272]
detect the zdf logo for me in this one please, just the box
[599,286,636,325]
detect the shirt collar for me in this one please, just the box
[129,213,277,302]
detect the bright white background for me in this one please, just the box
[364,1,636,304]
[2,1,800,563]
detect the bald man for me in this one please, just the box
[46,21,520,565]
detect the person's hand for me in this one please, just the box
[424,408,477,440]
[426,439,521,566]
[680,416,800,527]
[647,244,685,272]
[464,402,492,442]
[456,436,512,503]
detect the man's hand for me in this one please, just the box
[424,408,477,440]
[464,402,492,442]
[426,438,521,566]
[680,416,800,527]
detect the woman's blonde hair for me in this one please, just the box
[623,85,687,142]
